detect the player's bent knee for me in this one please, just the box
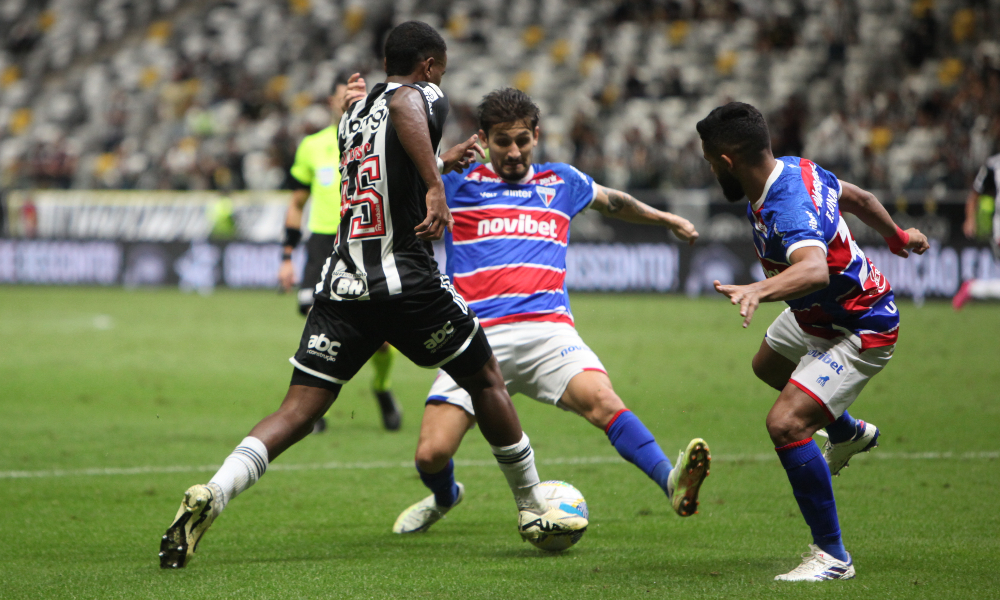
[765,413,811,446]
[414,445,454,474]
[584,391,626,429]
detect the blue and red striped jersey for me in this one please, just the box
[749,157,899,349]
[442,162,596,327]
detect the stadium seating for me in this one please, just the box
[0,0,997,194]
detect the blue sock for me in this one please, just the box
[776,439,848,562]
[605,409,673,493]
[825,410,860,444]
[417,459,459,507]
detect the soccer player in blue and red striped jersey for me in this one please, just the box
[393,88,711,535]
[697,102,929,581]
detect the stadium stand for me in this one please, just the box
[0,0,997,195]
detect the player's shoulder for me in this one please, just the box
[536,162,591,185]
[769,157,833,197]
[757,159,810,217]
[779,156,840,183]
[453,163,504,184]
[406,81,447,106]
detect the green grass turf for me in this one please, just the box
[0,287,997,599]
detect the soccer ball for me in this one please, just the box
[527,480,589,552]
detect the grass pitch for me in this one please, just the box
[0,287,997,599]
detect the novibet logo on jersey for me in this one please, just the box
[307,333,340,362]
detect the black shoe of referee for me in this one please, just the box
[376,390,403,431]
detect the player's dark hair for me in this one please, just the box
[696,102,771,164]
[383,21,447,77]
[478,88,541,136]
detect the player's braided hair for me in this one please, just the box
[383,21,447,77]
[696,102,771,164]
[477,88,541,137]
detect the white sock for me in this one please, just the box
[970,279,1000,299]
[490,432,547,513]
[209,436,269,511]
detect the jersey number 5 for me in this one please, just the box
[343,155,386,238]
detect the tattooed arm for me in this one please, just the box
[590,185,699,244]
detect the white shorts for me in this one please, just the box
[764,308,894,420]
[426,321,607,416]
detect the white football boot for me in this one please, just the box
[666,438,711,517]
[517,502,589,543]
[159,483,223,569]
[392,483,465,534]
[823,420,879,476]
[774,544,856,581]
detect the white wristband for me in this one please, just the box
[436,156,444,174]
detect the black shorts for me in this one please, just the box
[290,274,492,390]
[297,233,338,313]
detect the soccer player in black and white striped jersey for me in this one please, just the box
[159,21,586,569]
[955,152,1000,309]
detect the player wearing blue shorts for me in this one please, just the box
[696,102,929,581]
[392,88,711,535]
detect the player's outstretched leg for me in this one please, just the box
[769,388,854,582]
[160,383,336,568]
[666,438,711,516]
[160,483,223,569]
[822,410,879,476]
[394,402,474,533]
[562,372,710,516]
[453,354,587,542]
[371,343,402,431]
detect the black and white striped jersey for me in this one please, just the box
[973,153,1000,202]
[972,153,1000,246]
[318,81,449,301]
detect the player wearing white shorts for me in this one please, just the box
[393,88,712,535]
[697,102,929,581]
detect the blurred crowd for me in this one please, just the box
[0,0,998,195]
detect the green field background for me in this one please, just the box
[1,288,997,599]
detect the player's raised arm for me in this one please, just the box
[837,180,929,258]
[439,134,485,174]
[341,73,367,112]
[714,246,828,328]
[591,184,699,245]
[389,86,452,241]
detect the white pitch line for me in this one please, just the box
[0,451,996,480]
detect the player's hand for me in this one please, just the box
[962,216,977,239]
[440,134,486,174]
[895,228,930,258]
[669,216,699,245]
[714,280,760,328]
[342,73,367,111]
[415,184,453,241]
[278,258,297,292]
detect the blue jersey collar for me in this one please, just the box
[752,160,784,212]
